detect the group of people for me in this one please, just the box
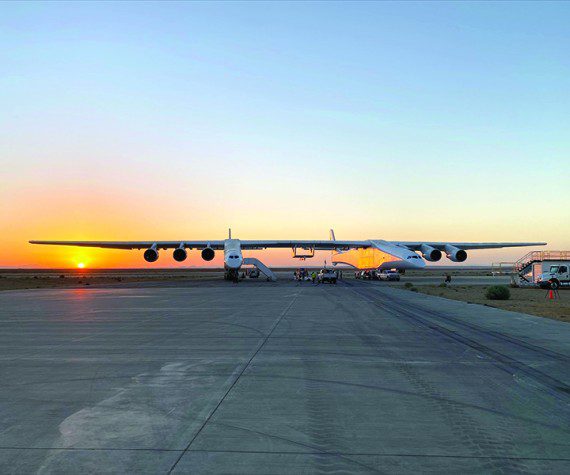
[294,268,315,283]
[294,268,343,284]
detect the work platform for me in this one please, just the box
[513,250,570,286]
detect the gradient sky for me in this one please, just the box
[1,1,569,268]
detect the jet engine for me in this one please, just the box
[445,245,467,262]
[144,248,159,262]
[201,247,215,261]
[173,248,187,262]
[420,244,442,262]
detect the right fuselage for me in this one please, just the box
[332,242,426,271]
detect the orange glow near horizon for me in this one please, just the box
[0,237,559,270]
[1,181,564,269]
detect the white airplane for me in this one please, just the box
[30,230,545,282]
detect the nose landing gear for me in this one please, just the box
[224,269,239,283]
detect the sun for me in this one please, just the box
[77,262,85,269]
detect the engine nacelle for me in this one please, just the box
[201,247,215,261]
[420,244,442,262]
[445,245,467,262]
[143,248,159,263]
[173,248,187,262]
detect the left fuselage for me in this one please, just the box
[224,239,243,271]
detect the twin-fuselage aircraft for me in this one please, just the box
[30,230,545,282]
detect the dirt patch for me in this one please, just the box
[0,269,222,291]
[409,284,570,322]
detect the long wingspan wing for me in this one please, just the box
[29,239,545,252]
[29,240,226,250]
[29,239,370,251]
[392,241,546,251]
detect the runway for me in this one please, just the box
[1,279,569,474]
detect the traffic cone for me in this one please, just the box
[548,289,554,300]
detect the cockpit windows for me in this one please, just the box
[406,255,421,259]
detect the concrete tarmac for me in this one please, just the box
[1,279,569,474]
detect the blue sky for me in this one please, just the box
[1,1,569,266]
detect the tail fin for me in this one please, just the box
[330,228,341,256]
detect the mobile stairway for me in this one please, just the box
[242,257,277,281]
[512,250,570,287]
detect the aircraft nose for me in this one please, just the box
[226,255,243,269]
[414,258,426,269]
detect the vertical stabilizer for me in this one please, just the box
[330,229,340,262]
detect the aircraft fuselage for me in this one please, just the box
[332,239,426,271]
[223,239,244,281]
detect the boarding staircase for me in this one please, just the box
[512,251,570,286]
[242,257,277,281]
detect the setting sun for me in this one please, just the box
[77,263,85,269]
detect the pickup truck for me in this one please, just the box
[377,270,401,281]
[318,269,338,284]
[247,268,260,278]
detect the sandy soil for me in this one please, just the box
[0,269,222,291]
[406,284,570,322]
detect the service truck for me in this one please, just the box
[536,262,570,289]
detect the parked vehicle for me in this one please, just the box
[247,268,260,278]
[513,251,570,288]
[537,263,570,289]
[318,269,337,284]
[377,270,401,281]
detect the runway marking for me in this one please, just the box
[165,290,303,474]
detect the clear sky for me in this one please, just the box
[1,1,569,268]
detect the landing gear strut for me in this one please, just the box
[224,269,239,283]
